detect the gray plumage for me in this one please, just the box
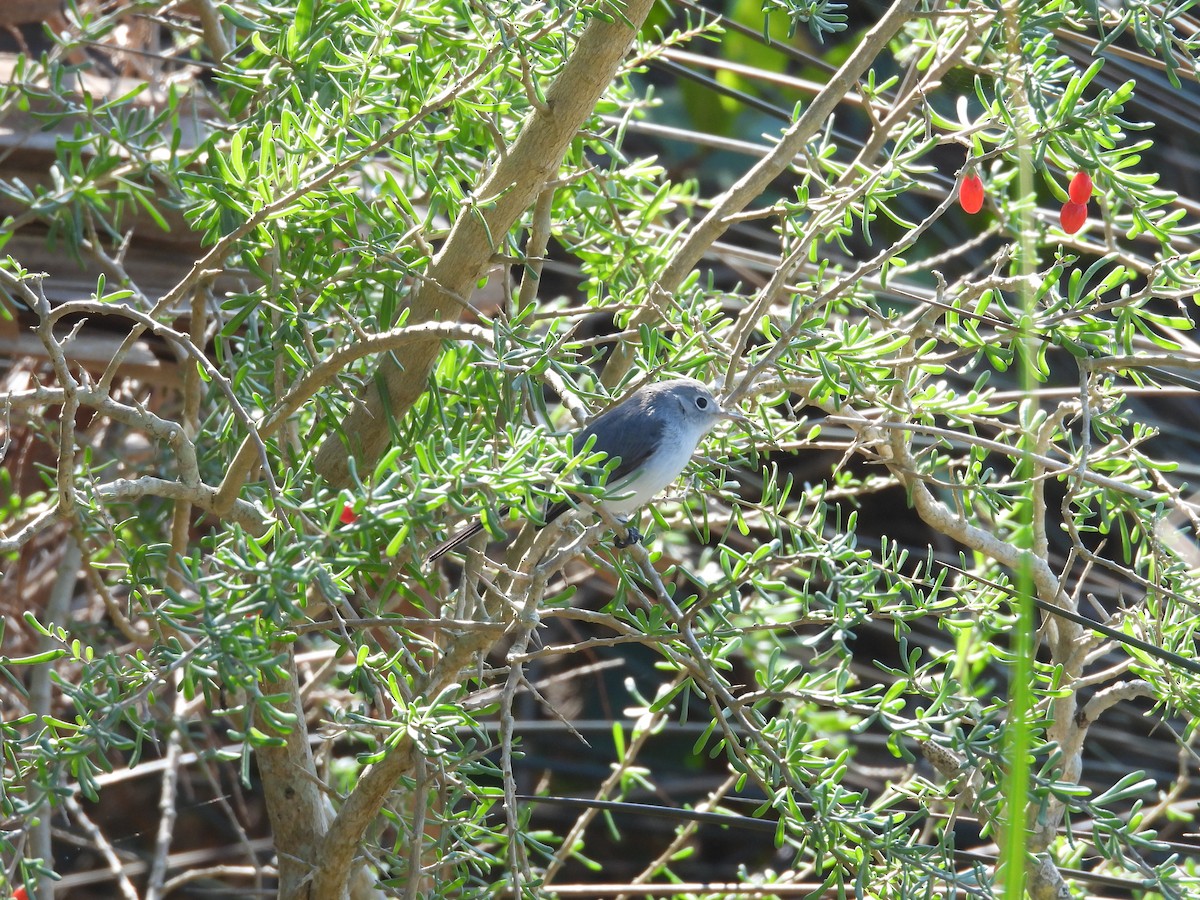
[427,377,742,562]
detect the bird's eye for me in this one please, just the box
[695,396,710,410]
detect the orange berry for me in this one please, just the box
[1068,171,1093,204]
[1060,201,1087,234]
[959,173,985,214]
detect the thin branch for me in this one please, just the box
[312,0,659,487]
[600,0,921,387]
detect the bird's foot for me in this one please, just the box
[613,524,643,549]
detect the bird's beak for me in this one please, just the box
[718,406,750,425]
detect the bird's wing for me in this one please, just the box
[542,396,664,524]
[577,396,662,484]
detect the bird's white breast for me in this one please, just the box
[600,421,706,515]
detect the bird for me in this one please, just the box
[427,377,746,562]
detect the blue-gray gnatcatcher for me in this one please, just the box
[427,377,746,562]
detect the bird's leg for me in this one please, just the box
[612,516,643,549]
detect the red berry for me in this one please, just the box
[1060,201,1087,234]
[339,504,358,525]
[959,173,985,214]
[14,888,28,900]
[1068,171,1093,204]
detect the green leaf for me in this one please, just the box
[286,0,315,56]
